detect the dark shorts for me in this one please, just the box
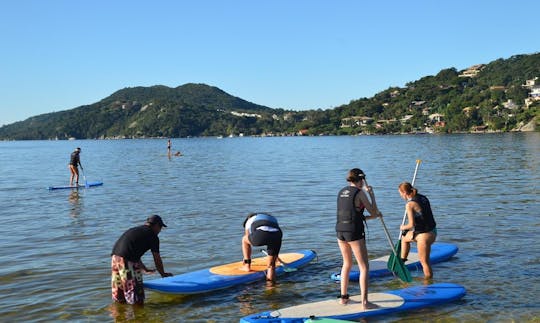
[111,255,145,304]
[336,230,365,242]
[249,229,283,256]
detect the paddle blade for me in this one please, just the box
[387,240,412,282]
[281,265,297,273]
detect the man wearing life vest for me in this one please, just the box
[241,213,283,282]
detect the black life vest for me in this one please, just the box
[336,186,365,232]
[70,151,80,166]
[410,194,436,233]
[249,213,280,234]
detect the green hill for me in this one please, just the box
[1,53,538,140]
[0,83,279,140]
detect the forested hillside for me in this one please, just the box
[1,53,538,140]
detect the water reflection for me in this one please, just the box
[68,189,82,218]
[108,303,139,322]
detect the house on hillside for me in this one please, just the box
[462,106,477,117]
[429,113,446,128]
[409,100,427,109]
[458,64,485,78]
[340,116,373,128]
[503,99,519,110]
[400,115,414,124]
[522,77,540,107]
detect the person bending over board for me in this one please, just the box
[398,182,437,280]
[69,147,83,186]
[111,215,173,305]
[336,168,382,308]
[241,212,283,283]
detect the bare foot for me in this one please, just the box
[338,294,349,305]
[239,264,251,272]
[362,301,378,310]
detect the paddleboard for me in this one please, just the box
[47,181,103,190]
[305,318,355,323]
[240,282,466,322]
[331,242,458,281]
[144,249,317,294]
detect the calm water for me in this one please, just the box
[0,133,538,322]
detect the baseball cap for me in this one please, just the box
[146,214,167,227]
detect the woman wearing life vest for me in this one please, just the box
[398,182,437,279]
[336,168,382,308]
[241,212,283,283]
[69,147,83,186]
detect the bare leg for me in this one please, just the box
[416,232,436,279]
[350,239,377,310]
[69,165,78,186]
[337,239,352,304]
[401,235,412,261]
[265,254,277,282]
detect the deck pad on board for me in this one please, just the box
[210,253,306,275]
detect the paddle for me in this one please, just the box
[363,178,412,282]
[387,159,422,276]
[81,168,89,188]
[261,249,297,272]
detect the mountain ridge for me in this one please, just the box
[1,53,538,140]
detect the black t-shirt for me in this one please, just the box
[111,225,160,262]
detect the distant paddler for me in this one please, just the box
[69,147,83,186]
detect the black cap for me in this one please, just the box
[146,214,167,227]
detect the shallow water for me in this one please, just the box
[0,133,538,322]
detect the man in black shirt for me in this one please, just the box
[111,215,173,304]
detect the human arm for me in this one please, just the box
[138,260,157,274]
[357,189,382,220]
[152,251,173,277]
[77,155,83,170]
[400,202,416,231]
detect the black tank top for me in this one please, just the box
[410,194,436,233]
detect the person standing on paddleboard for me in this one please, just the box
[398,182,437,279]
[111,215,173,305]
[336,168,382,308]
[241,212,283,283]
[69,147,82,186]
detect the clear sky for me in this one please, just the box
[0,0,538,126]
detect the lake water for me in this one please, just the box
[0,133,538,322]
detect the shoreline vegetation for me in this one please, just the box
[1,120,533,142]
[1,53,539,140]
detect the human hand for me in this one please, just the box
[161,272,173,278]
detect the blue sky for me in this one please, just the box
[0,0,538,126]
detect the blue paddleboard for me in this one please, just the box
[305,318,355,323]
[331,242,458,281]
[47,181,103,190]
[144,249,317,295]
[239,282,466,322]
